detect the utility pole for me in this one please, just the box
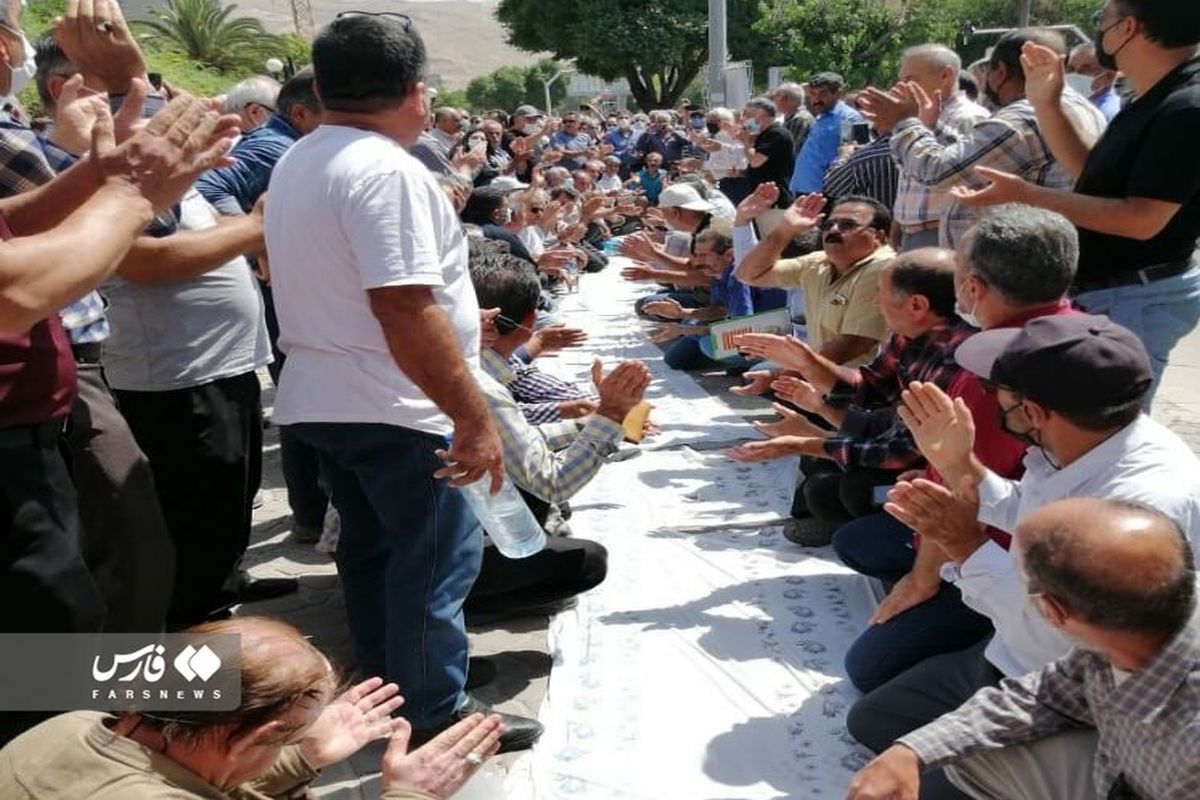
[290,0,315,37]
[707,0,727,105]
[1018,0,1032,27]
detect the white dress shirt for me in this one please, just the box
[942,414,1200,677]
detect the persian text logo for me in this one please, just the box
[174,645,222,682]
[92,644,168,683]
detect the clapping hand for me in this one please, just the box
[529,323,587,356]
[734,333,817,373]
[770,375,824,414]
[752,403,829,439]
[948,166,1031,208]
[55,0,148,95]
[883,476,987,562]
[591,359,652,423]
[858,85,919,134]
[896,382,976,476]
[896,81,941,129]
[649,322,692,343]
[1020,41,1065,110]
[620,262,658,282]
[727,435,813,463]
[730,368,778,397]
[642,297,687,320]
[298,677,406,769]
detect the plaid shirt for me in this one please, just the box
[478,349,621,504]
[0,113,109,344]
[891,95,990,226]
[822,135,899,211]
[507,350,595,425]
[901,605,1200,799]
[821,321,974,470]
[891,90,1107,247]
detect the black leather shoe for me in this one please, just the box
[236,576,299,603]
[465,656,498,691]
[409,696,543,754]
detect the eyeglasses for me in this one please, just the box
[1091,7,1125,33]
[335,10,412,29]
[818,218,866,233]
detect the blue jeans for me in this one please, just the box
[1075,265,1200,401]
[833,513,993,693]
[285,422,483,727]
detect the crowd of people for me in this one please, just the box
[0,0,1198,798]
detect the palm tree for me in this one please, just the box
[135,0,282,73]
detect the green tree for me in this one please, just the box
[496,0,770,112]
[463,59,568,114]
[133,0,283,73]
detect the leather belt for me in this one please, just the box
[0,419,66,449]
[900,220,940,235]
[1073,258,1194,294]
[71,341,103,365]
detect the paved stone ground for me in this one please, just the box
[239,324,1200,799]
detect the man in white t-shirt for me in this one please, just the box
[264,12,540,753]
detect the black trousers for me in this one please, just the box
[846,639,1002,800]
[465,535,608,618]
[790,459,901,523]
[0,427,104,747]
[63,364,175,632]
[114,371,262,625]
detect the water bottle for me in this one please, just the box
[459,474,547,558]
[446,436,546,558]
[564,257,581,293]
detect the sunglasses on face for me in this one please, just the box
[819,218,866,233]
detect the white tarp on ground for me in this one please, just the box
[505,258,878,800]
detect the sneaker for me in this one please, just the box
[782,517,841,547]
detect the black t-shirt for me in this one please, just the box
[745,122,796,207]
[1074,57,1200,280]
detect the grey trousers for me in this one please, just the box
[946,729,1099,800]
[900,227,941,252]
[63,363,175,632]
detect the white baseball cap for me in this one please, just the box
[657,183,714,213]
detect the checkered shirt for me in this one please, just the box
[901,606,1200,799]
[890,95,991,226]
[507,351,595,425]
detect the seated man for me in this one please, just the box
[731,248,968,545]
[849,315,1200,798]
[849,498,1200,800]
[834,206,1079,693]
[464,246,651,623]
[644,228,786,371]
[0,616,503,799]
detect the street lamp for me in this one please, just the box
[543,66,576,117]
[265,57,284,78]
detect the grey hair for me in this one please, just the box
[649,109,673,124]
[901,43,963,73]
[963,204,1079,306]
[1069,42,1097,61]
[510,188,549,215]
[225,75,281,113]
[769,82,805,104]
[706,106,735,123]
[744,96,778,117]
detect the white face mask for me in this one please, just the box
[521,122,543,136]
[955,293,981,329]
[1064,72,1094,96]
[0,27,33,98]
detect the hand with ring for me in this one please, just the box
[381,712,504,798]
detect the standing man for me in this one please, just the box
[264,12,541,751]
[789,72,863,196]
[548,111,592,172]
[952,1,1200,398]
[882,45,990,251]
[769,81,814,152]
[428,106,463,156]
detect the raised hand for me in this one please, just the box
[734,182,781,227]
[50,74,109,155]
[529,323,587,356]
[883,477,986,562]
[857,86,918,135]
[620,262,657,282]
[298,677,406,769]
[752,402,829,439]
[1020,41,1065,110]
[55,0,148,95]
[779,192,826,236]
[380,713,503,799]
[896,381,976,476]
[898,81,941,129]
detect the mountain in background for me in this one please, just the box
[122,0,546,88]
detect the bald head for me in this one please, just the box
[900,44,963,98]
[1018,498,1195,636]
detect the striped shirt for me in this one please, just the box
[822,135,899,210]
[890,89,1107,247]
[890,94,990,226]
[478,349,621,504]
[506,351,595,425]
[901,604,1200,799]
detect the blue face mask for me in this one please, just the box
[744,118,761,134]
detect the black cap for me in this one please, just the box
[954,314,1152,414]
